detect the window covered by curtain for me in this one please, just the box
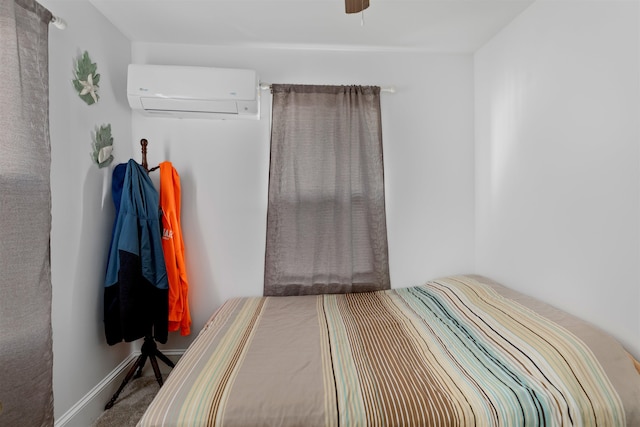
[0,0,54,424]
[264,84,390,296]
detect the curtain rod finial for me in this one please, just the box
[50,16,66,30]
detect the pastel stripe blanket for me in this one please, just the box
[138,275,640,426]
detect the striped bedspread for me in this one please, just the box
[138,275,640,426]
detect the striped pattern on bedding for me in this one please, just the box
[137,276,625,426]
[321,277,624,426]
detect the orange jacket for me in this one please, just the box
[159,162,191,336]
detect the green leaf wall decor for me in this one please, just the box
[91,124,114,168]
[73,51,100,105]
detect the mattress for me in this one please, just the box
[138,275,640,426]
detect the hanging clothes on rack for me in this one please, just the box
[104,159,169,345]
[159,161,191,336]
[104,141,178,410]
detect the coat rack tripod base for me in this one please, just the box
[104,335,175,410]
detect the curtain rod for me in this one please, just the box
[259,83,396,93]
[50,15,66,29]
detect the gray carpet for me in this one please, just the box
[92,376,160,427]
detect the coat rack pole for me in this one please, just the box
[140,138,159,173]
[140,138,149,172]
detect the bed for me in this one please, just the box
[138,275,640,426]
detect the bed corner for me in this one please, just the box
[628,352,640,375]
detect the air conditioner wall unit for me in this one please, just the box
[127,64,260,119]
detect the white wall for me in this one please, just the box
[42,0,133,420]
[475,0,640,356]
[132,43,476,350]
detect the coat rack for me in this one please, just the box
[105,138,174,410]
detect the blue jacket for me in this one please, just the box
[104,159,168,345]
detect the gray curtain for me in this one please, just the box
[264,84,390,296]
[0,0,54,425]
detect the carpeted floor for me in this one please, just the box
[92,376,160,427]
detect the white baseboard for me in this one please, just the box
[55,349,185,427]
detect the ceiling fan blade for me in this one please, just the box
[345,0,370,14]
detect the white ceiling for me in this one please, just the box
[89,0,535,53]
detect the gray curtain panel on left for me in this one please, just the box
[0,0,54,425]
